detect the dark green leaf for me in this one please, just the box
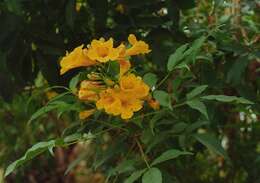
[187,99,208,119]
[167,44,189,71]
[124,169,146,183]
[186,85,208,100]
[193,133,229,160]
[151,149,192,166]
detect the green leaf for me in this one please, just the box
[113,160,136,175]
[124,169,146,183]
[193,133,229,160]
[186,85,208,100]
[201,95,253,104]
[187,36,207,63]
[29,101,71,123]
[185,121,209,133]
[4,140,56,177]
[69,73,80,94]
[151,149,192,166]
[153,90,172,110]
[187,99,208,119]
[5,133,93,177]
[142,168,162,183]
[143,73,158,87]
[227,56,249,85]
[108,61,120,78]
[167,44,189,71]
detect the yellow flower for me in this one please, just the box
[125,34,151,56]
[96,89,121,115]
[148,99,160,110]
[78,80,104,101]
[116,91,143,119]
[119,74,150,99]
[46,91,58,100]
[87,38,120,63]
[96,87,144,119]
[79,109,95,120]
[60,45,96,75]
[119,60,131,76]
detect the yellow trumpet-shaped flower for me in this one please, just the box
[60,45,96,75]
[96,89,121,115]
[116,91,143,119]
[79,109,95,120]
[125,34,151,56]
[119,60,131,77]
[78,80,104,101]
[119,74,150,99]
[87,38,120,63]
[96,88,144,119]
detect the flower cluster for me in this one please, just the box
[59,34,158,120]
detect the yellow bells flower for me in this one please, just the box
[115,91,143,119]
[119,74,150,99]
[119,60,131,77]
[87,38,120,63]
[79,109,95,120]
[60,45,96,75]
[125,34,151,56]
[117,43,127,59]
[78,80,104,101]
[78,89,99,101]
[96,89,121,116]
[148,99,160,110]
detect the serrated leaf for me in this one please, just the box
[124,169,146,183]
[4,140,56,177]
[143,73,158,87]
[167,44,189,71]
[201,95,253,104]
[187,99,209,119]
[142,168,162,183]
[193,133,229,160]
[151,149,192,166]
[186,85,208,99]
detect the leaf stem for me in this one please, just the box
[135,139,150,169]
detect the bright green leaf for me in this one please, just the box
[153,90,172,110]
[143,73,158,87]
[142,168,162,183]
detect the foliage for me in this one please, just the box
[0,0,260,183]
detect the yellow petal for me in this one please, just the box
[128,34,137,45]
[79,109,95,120]
[60,45,96,75]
